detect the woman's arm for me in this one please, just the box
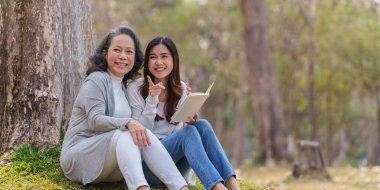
[80,78,130,132]
[127,81,157,130]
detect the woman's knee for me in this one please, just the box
[145,129,155,138]
[193,119,214,134]
[182,125,197,134]
[145,129,160,143]
[181,125,201,140]
[116,130,135,146]
[117,130,133,139]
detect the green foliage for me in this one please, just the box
[9,142,61,175]
[0,143,67,189]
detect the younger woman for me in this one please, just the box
[127,37,240,190]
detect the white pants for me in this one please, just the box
[94,129,187,190]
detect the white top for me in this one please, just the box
[108,70,131,118]
[127,78,188,139]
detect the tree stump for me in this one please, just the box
[292,140,331,180]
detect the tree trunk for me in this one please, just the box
[328,130,349,165]
[300,0,319,141]
[233,87,248,166]
[241,0,289,166]
[292,140,331,180]
[308,55,319,140]
[377,86,380,164]
[367,86,380,166]
[0,0,95,154]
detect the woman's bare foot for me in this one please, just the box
[180,185,189,190]
[212,182,228,190]
[225,176,240,190]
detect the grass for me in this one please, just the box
[238,165,380,190]
[0,142,269,190]
[4,142,379,190]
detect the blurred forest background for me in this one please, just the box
[1,0,379,175]
[92,0,380,168]
[1,0,380,189]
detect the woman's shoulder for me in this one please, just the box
[86,71,110,82]
[127,77,144,90]
[180,81,188,96]
[180,81,187,88]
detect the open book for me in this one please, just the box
[170,82,214,122]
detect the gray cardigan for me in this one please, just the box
[60,71,131,185]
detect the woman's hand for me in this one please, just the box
[186,85,191,95]
[184,112,199,126]
[148,76,165,97]
[126,119,151,148]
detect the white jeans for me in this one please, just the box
[94,129,187,190]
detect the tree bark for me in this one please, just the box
[367,86,380,166]
[0,0,95,154]
[233,87,248,166]
[377,86,380,162]
[299,0,319,141]
[292,140,331,179]
[328,130,349,165]
[241,0,289,166]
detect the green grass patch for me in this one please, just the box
[0,142,268,189]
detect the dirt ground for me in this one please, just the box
[237,166,380,190]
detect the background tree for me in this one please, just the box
[0,0,95,154]
[241,0,289,166]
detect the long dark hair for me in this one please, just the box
[140,37,182,122]
[86,26,144,82]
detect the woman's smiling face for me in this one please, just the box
[104,34,135,78]
[148,44,173,82]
